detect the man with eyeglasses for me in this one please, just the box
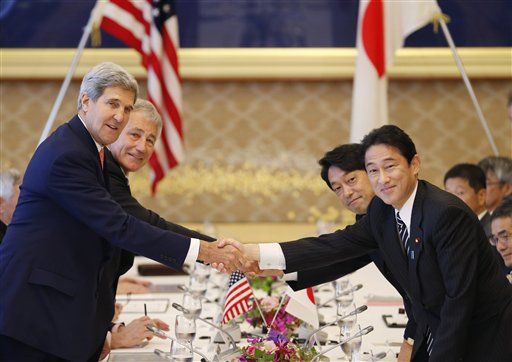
[490,199,512,282]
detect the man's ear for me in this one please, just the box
[503,183,512,197]
[81,93,91,112]
[477,188,486,207]
[411,154,421,176]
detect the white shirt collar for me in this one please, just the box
[77,114,102,152]
[477,210,487,220]
[394,181,419,234]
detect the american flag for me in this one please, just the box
[222,271,253,324]
[99,0,184,193]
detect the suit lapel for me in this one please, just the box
[378,206,410,289]
[68,116,108,188]
[408,181,426,300]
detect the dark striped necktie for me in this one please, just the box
[425,325,434,355]
[396,212,410,257]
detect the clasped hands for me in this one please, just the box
[198,239,283,277]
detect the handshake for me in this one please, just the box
[197,239,282,277]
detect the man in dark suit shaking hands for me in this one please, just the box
[0,63,243,361]
[229,125,512,361]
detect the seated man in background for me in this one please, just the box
[284,143,416,361]
[111,312,169,350]
[490,199,512,281]
[478,156,512,216]
[443,163,487,232]
[0,169,21,243]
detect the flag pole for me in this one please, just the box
[267,294,287,335]
[249,289,269,328]
[38,1,104,146]
[438,17,499,156]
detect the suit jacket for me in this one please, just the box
[0,221,6,244]
[480,211,491,239]
[287,215,417,340]
[0,116,194,360]
[280,180,512,361]
[105,150,215,280]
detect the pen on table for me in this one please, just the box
[144,303,147,317]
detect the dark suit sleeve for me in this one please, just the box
[429,206,480,360]
[403,295,417,341]
[47,151,191,270]
[109,173,215,242]
[287,256,372,291]
[280,215,377,272]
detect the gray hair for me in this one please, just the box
[77,62,138,110]
[478,156,512,185]
[0,169,21,200]
[132,99,163,137]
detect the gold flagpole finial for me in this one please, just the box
[432,12,451,33]
[91,22,102,47]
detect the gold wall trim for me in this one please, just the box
[1,47,510,80]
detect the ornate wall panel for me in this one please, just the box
[1,80,510,222]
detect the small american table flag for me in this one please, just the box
[99,0,184,193]
[222,271,253,324]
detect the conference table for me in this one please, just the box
[108,256,406,361]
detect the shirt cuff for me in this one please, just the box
[282,272,298,281]
[184,238,200,266]
[258,243,286,270]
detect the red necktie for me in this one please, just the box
[99,148,105,169]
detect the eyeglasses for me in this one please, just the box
[489,231,512,246]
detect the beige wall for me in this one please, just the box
[1,79,510,223]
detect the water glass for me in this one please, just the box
[182,292,202,319]
[337,303,357,331]
[336,284,354,308]
[170,339,193,362]
[332,276,350,302]
[192,262,210,282]
[175,314,196,343]
[340,324,362,362]
[188,274,207,298]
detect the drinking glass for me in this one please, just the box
[192,262,210,282]
[182,292,202,319]
[175,314,196,343]
[336,303,357,331]
[340,324,362,362]
[170,339,193,362]
[336,283,354,308]
[332,276,350,302]
[188,274,207,298]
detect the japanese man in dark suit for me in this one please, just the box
[223,125,512,361]
[281,143,415,361]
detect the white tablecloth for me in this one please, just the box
[109,257,406,361]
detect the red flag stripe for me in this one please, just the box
[100,18,143,53]
[362,0,385,77]
[100,0,183,193]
